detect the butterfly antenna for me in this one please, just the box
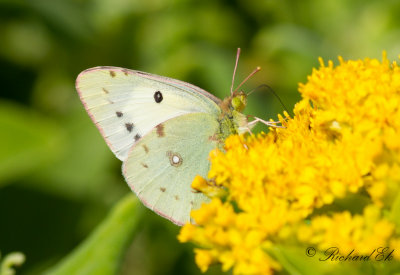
[234,66,261,93]
[230,48,241,96]
[248,84,290,114]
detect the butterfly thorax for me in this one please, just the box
[215,91,248,149]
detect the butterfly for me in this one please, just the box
[75,49,269,225]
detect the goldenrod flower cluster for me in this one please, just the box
[178,54,400,274]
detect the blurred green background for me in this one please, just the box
[1,0,400,274]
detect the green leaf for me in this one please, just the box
[44,194,142,275]
[272,245,400,275]
[0,100,64,186]
[270,245,334,275]
[29,108,123,201]
[271,245,370,275]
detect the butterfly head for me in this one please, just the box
[231,91,247,112]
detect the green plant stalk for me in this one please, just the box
[44,194,141,275]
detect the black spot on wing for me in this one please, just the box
[110,71,116,77]
[160,187,166,192]
[116,111,123,117]
[154,91,163,103]
[125,123,133,132]
[134,133,141,142]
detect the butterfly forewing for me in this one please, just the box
[76,67,221,161]
[122,112,219,225]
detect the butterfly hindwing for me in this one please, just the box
[122,112,220,225]
[76,66,221,161]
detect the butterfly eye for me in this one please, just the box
[154,91,163,103]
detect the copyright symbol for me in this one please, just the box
[306,247,316,257]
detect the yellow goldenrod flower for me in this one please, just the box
[298,205,395,255]
[178,54,400,274]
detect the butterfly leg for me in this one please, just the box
[247,116,285,129]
